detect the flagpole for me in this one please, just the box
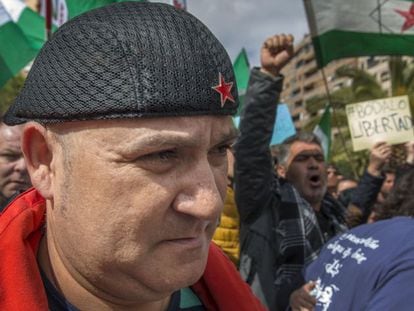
[320,67,359,179]
[45,0,52,40]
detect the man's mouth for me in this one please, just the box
[309,174,321,187]
[164,236,204,250]
[10,180,30,187]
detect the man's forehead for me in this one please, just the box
[290,141,323,157]
[49,116,236,147]
[0,125,23,142]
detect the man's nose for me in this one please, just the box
[14,157,27,172]
[307,156,320,168]
[172,160,224,221]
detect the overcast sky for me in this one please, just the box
[155,0,310,66]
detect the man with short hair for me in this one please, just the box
[0,122,30,211]
[377,169,395,203]
[234,34,347,311]
[326,163,341,196]
[0,3,264,310]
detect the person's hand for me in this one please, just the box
[260,34,294,77]
[289,281,317,311]
[367,142,392,176]
[405,141,414,164]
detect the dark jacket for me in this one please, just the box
[234,68,347,311]
[348,170,384,225]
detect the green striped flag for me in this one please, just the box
[313,105,331,160]
[41,0,147,27]
[304,0,414,67]
[0,0,46,88]
[233,48,250,115]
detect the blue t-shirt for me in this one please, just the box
[305,217,414,311]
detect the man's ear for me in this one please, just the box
[277,164,287,178]
[22,123,54,199]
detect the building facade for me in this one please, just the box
[281,34,397,130]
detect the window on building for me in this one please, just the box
[305,58,314,65]
[304,83,314,92]
[296,60,305,69]
[294,100,303,108]
[380,71,390,82]
[367,56,379,69]
[305,67,318,78]
[332,82,344,91]
[291,88,300,97]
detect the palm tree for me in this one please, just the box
[304,66,387,177]
[389,56,414,111]
[0,74,26,115]
[305,57,414,177]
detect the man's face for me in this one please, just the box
[381,172,395,196]
[326,166,339,190]
[285,141,327,206]
[47,116,236,302]
[0,124,30,200]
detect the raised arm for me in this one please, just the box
[234,34,293,222]
[350,142,391,221]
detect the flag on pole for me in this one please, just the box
[313,105,331,160]
[233,48,250,115]
[0,0,45,88]
[233,103,296,145]
[171,0,187,10]
[304,0,414,68]
[40,0,146,27]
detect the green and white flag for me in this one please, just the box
[313,105,331,160]
[41,0,146,27]
[304,0,414,67]
[0,0,45,88]
[233,48,250,115]
[40,0,114,26]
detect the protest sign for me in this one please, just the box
[346,95,413,151]
[233,103,296,146]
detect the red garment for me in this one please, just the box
[0,188,266,311]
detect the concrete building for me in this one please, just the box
[280,34,399,130]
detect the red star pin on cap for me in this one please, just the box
[212,73,235,107]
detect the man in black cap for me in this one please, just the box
[0,3,264,310]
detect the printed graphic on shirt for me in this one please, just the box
[313,233,380,310]
[311,278,340,311]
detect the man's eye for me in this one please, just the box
[315,155,325,162]
[140,149,178,161]
[294,155,307,162]
[210,144,232,156]
[153,150,178,160]
[0,154,21,162]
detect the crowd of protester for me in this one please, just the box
[214,33,414,310]
[1,3,414,310]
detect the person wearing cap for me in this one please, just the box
[0,3,265,310]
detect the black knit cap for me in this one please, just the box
[4,2,238,125]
